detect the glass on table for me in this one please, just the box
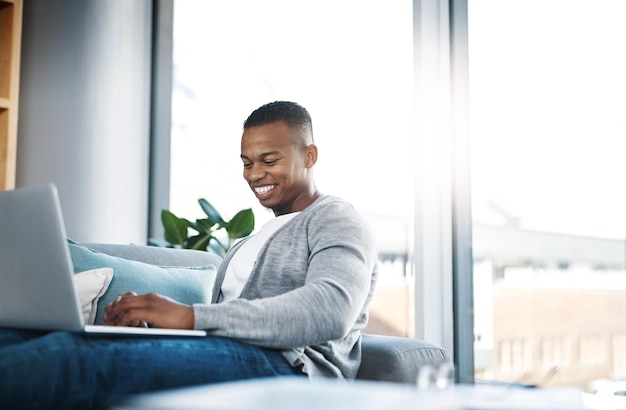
[417,362,455,391]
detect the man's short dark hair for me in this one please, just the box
[244,101,313,141]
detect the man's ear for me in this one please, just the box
[305,144,318,168]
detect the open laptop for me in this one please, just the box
[0,184,206,337]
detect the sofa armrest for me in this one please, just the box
[357,334,451,384]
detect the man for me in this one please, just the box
[0,101,378,409]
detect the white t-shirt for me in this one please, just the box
[219,212,300,302]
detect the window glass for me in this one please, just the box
[469,0,626,388]
[171,1,416,336]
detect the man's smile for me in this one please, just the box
[254,185,276,196]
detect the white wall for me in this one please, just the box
[16,0,153,244]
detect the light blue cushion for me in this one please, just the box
[68,240,217,325]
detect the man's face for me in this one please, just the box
[240,121,317,216]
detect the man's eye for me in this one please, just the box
[243,162,252,168]
[263,159,277,165]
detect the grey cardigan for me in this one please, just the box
[193,195,378,379]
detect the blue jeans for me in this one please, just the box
[0,329,304,410]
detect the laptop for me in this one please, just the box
[0,184,206,337]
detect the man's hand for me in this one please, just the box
[103,292,195,330]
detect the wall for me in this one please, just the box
[16,0,153,244]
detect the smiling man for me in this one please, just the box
[0,101,378,409]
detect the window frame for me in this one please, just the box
[412,0,474,383]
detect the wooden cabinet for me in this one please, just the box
[0,0,22,191]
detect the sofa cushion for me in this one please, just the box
[68,240,217,325]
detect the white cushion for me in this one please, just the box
[73,268,114,325]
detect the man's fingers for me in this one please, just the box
[104,293,149,326]
[105,307,150,327]
[128,318,149,328]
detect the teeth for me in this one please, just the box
[255,185,274,194]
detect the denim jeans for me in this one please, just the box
[0,329,304,410]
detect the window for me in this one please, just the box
[580,334,606,368]
[612,333,626,379]
[498,338,533,375]
[170,0,417,338]
[468,0,626,387]
[540,336,570,372]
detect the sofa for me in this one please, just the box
[82,242,451,384]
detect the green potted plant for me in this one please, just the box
[158,198,255,256]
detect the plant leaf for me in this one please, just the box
[226,208,255,239]
[159,200,255,255]
[193,218,217,234]
[161,210,189,246]
[187,233,211,251]
[198,198,225,226]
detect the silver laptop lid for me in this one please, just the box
[0,184,84,331]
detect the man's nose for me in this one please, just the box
[246,164,265,181]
